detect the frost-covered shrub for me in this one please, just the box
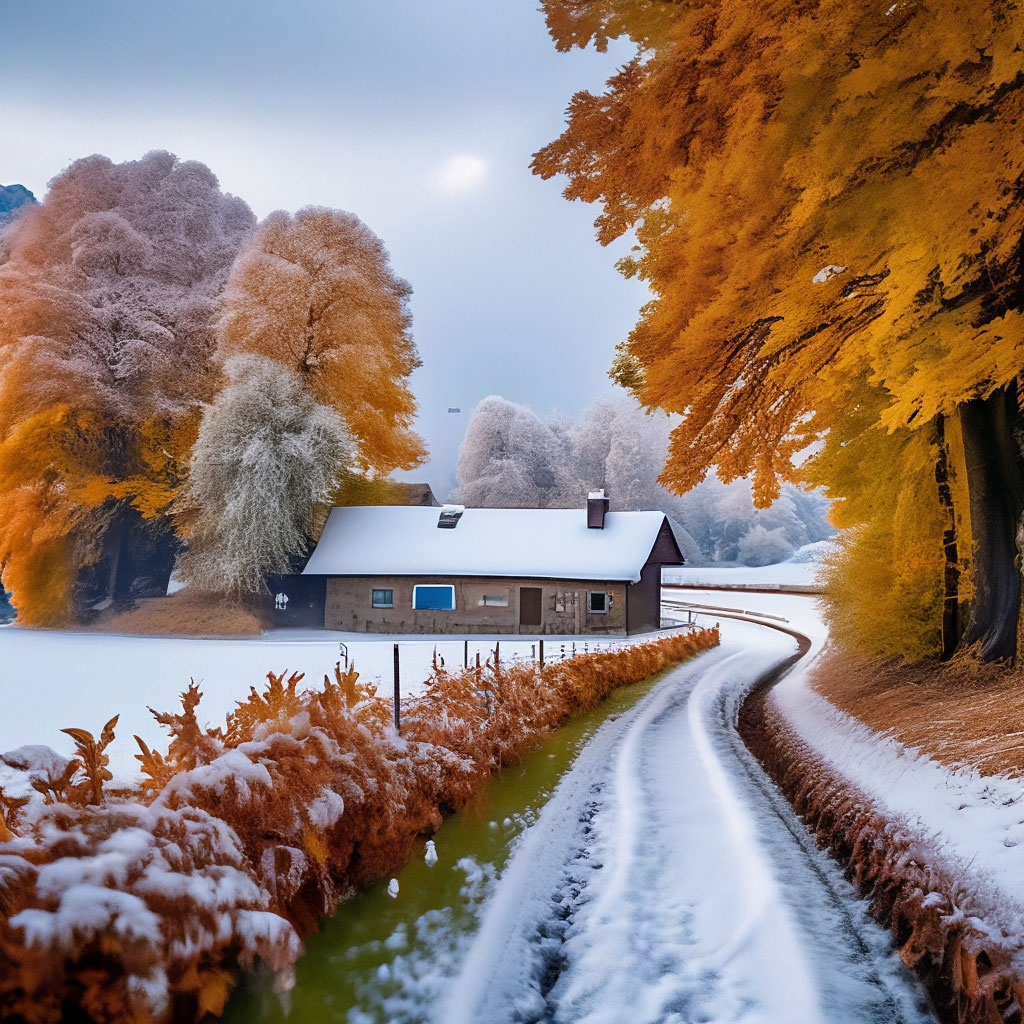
[0,627,718,1023]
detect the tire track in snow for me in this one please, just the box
[434,645,743,1024]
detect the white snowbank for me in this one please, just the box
[774,645,1024,937]
[710,585,1024,948]
[664,540,835,590]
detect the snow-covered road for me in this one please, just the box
[435,611,934,1024]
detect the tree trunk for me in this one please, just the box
[958,385,1024,661]
[104,512,126,607]
[932,415,960,660]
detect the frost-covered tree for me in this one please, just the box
[176,356,351,595]
[569,395,621,494]
[737,525,796,568]
[676,476,822,563]
[452,396,577,508]
[216,207,424,475]
[452,393,831,566]
[0,152,255,622]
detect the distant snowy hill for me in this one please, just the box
[0,184,37,223]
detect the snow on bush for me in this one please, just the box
[0,627,718,1023]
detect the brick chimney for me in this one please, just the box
[587,489,610,529]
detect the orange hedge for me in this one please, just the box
[0,626,718,1023]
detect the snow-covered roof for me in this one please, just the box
[302,506,677,583]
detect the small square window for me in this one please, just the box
[413,585,455,611]
[588,591,609,614]
[479,593,509,607]
[371,588,394,609]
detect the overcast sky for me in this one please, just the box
[1,0,646,495]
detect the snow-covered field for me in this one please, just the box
[664,540,833,591]
[0,552,821,787]
[0,627,637,784]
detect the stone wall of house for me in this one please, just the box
[324,575,628,634]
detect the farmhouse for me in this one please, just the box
[273,492,684,635]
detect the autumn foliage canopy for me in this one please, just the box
[535,0,1024,660]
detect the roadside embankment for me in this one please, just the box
[806,649,1024,778]
[741,657,1024,1024]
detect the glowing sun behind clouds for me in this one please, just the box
[436,154,487,193]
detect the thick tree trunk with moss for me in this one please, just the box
[958,385,1024,662]
[932,415,960,660]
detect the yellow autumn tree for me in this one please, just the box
[216,207,426,475]
[535,0,1024,660]
[806,380,950,660]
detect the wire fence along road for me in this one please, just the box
[384,625,710,730]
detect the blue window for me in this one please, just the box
[413,585,455,611]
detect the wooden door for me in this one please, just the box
[519,587,542,628]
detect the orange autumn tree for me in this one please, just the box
[535,0,1024,660]
[215,207,426,475]
[0,152,255,624]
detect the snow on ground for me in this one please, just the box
[769,602,1024,943]
[0,626,636,785]
[683,576,1024,982]
[664,540,834,590]
[0,555,818,789]
[0,561,954,1024]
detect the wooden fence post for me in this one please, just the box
[393,643,401,732]
[539,639,544,667]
